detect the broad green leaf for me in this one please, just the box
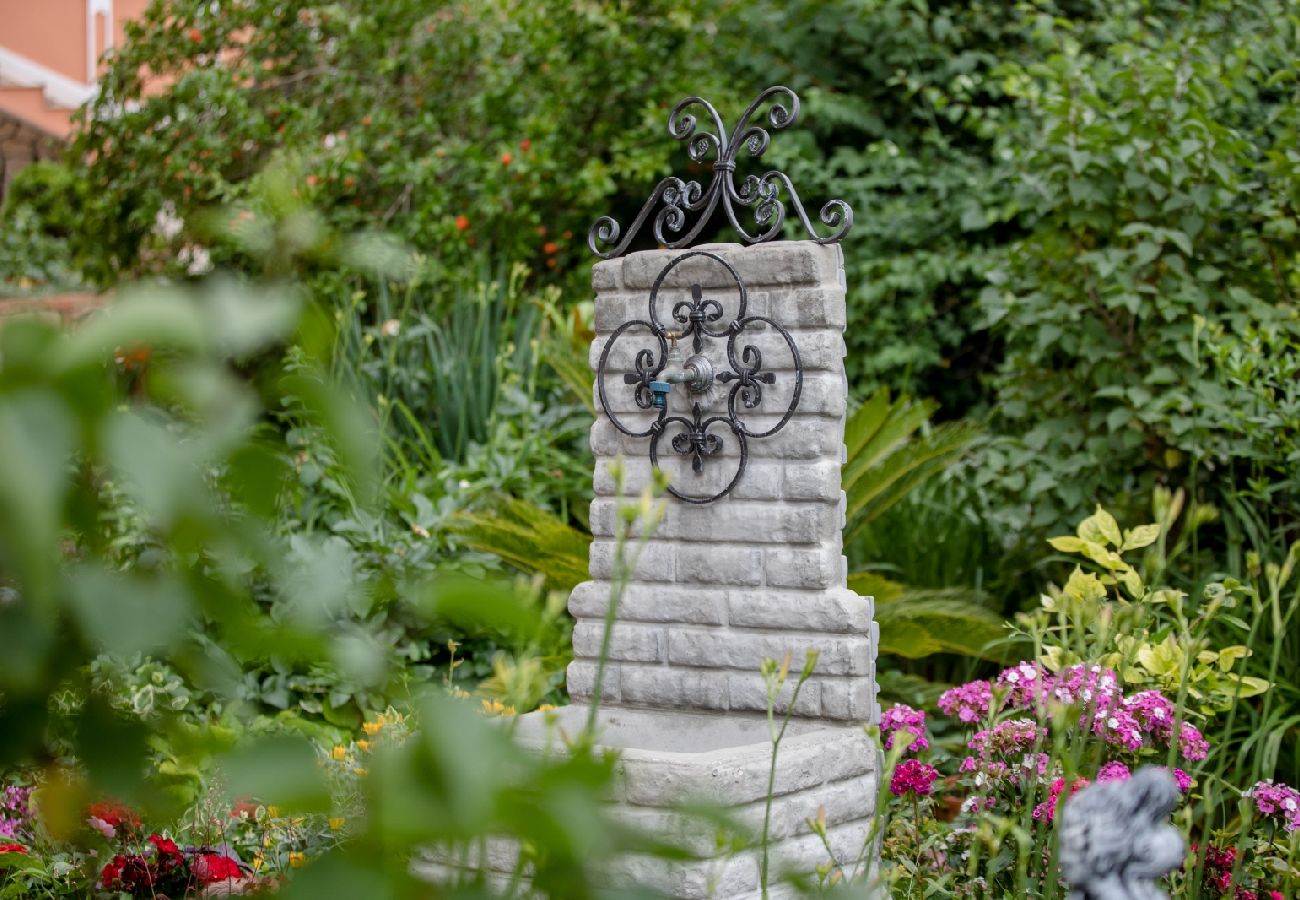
[58,286,208,372]
[1062,567,1107,604]
[1121,524,1161,551]
[220,735,330,813]
[66,567,195,656]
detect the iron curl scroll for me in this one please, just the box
[596,251,801,504]
[587,86,854,259]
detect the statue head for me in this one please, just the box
[1059,766,1185,900]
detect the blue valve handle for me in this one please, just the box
[649,380,672,410]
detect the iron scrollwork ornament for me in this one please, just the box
[597,252,801,504]
[587,86,853,258]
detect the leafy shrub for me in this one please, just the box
[973,5,1300,535]
[66,0,738,287]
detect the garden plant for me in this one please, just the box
[1,0,1298,897]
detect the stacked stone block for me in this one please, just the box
[570,241,879,727]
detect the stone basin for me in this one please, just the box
[505,704,880,899]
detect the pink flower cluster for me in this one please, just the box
[968,718,1045,758]
[890,759,939,798]
[0,787,32,842]
[1032,776,1089,822]
[1050,664,1123,712]
[997,662,1051,709]
[1247,780,1300,832]
[940,663,1209,763]
[880,704,929,754]
[937,679,993,724]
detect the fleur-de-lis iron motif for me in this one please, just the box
[587,86,853,259]
[597,252,801,504]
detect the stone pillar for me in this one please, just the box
[570,240,878,727]
[487,241,880,898]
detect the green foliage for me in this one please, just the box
[974,3,1300,535]
[842,390,1000,663]
[0,278,688,898]
[0,163,89,296]
[67,0,739,287]
[843,389,978,544]
[452,498,590,594]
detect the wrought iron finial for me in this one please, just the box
[587,86,853,259]
[1059,767,1186,900]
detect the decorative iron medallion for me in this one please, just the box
[596,251,802,504]
[587,85,853,259]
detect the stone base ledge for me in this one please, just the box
[412,703,880,899]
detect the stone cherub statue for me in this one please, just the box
[1059,766,1186,900]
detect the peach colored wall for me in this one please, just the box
[0,0,153,84]
[0,1,89,82]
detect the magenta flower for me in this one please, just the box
[1247,780,1300,832]
[969,718,1045,758]
[890,759,939,798]
[1177,722,1209,761]
[1051,664,1122,713]
[1171,767,1192,793]
[1092,707,1144,751]
[1032,776,1089,823]
[938,680,993,724]
[997,662,1051,709]
[1123,690,1175,737]
[880,703,929,753]
[1097,761,1131,782]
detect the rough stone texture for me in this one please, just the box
[575,242,876,724]
[441,243,880,899]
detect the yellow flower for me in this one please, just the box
[362,720,384,736]
[355,740,371,752]
[330,745,347,760]
[537,703,556,712]
[289,852,306,869]
[329,817,346,831]
[252,853,264,872]
[353,767,368,777]
[266,806,280,818]
[263,835,274,848]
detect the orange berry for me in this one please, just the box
[545,257,557,268]
[305,175,319,186]
[500,151,513,166]
[454,215,470,231]
[520,138,532,152]
[535,225,547,237]
[188,27,202,42]
[542,242,559,255]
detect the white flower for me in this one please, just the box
[380,319,400,337]
[153,202,184,241]
[178,244,213,275]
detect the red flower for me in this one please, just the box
[87,801,141,830]
[542,241,559,255]
[149,834,181,861]
[520,138,532,152]
[188,27,202,42]
[500,151,514,166]
[100,854,128,888]
[195,852,242,883]
[454,215,470,232]
[229,799,260,819]
[0,844,28,855]
[890,758,939,797]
